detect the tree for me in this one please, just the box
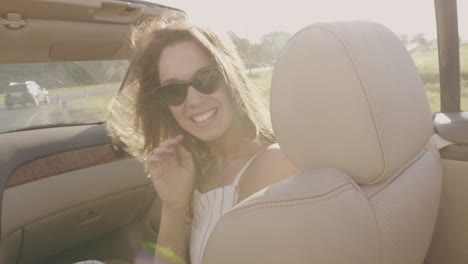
[259,31,291,65]
[411,33,430,50]
[399,34,409,49]
[228,31,251,64]
[228,30,292,68]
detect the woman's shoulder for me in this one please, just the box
[237,142,301,202]
[254,142,301,177]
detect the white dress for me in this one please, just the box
[189,151,262,264]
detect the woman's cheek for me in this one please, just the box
[169,107,187,128]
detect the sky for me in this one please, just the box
[154,0,468,43]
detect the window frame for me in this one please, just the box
[435,0,461,112]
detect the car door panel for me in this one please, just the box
[19,185,149,264]
[0,124,155,263]
[426,114,468,263]
[0,229,21,264]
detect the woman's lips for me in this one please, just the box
[191,108,218,125]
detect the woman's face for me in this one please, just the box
[158,40,237,142]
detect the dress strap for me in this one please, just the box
[232,143,279,204]
[232,151,262,204]
[232,150,262,186]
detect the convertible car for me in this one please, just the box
[0,0,467,263]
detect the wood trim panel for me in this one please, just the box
[5,144,130,189]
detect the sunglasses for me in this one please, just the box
[154,65,222,106]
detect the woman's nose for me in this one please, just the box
[184,85,206,107]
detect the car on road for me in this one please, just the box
[4,81,50,109]
[0,0,467,264]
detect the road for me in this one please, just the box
[243,66,273,74]
[0,86,118,133]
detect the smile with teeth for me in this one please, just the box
[192,109,217,123]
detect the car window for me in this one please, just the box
[458,0,468,111]
[0,60,128,133]
[7,84,28,93]
[163,0,440,112]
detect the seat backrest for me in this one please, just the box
[202,22,442,264]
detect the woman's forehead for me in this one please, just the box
[158,40,212,82]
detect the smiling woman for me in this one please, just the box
[107,16,275,162]
[106,15,299,264]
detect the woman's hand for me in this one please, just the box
[146,134,195,211]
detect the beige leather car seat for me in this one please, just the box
[202,22,442,264]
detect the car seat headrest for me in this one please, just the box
[270,22,433,185]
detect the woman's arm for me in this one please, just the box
[154,205,189,264]
[145,135,195,264]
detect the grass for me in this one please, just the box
[460,44,468,73]
[412,44,468,74]
[412,49,441,76]
[51,83,120,94]
[411,44,468,112]
[248,70,273,109]
[60,93,115,123]
[0,83,118,110]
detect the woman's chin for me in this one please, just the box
[191,130,223,143]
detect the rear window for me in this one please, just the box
[6,84,28,93]
[0,60,128,133]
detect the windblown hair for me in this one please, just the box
[106,14,275,168]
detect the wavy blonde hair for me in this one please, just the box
[106,14,275,169]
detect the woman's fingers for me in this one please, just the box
[151,145,176,156]
[156,134,184,149]
[149,134,184,157]
[146,135,192,180]
[146,154,165,162]
[178,144,194,168]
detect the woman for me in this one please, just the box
[107,14,299,264]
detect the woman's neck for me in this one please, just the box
[207,117,265,166]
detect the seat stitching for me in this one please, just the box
[309,24,387,184]
[232,178,351,210]
[366,148,428,199]
[226,183,354,216]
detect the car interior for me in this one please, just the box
[1,0,468,264]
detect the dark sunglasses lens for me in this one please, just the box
[159,84,187,106]
[194,70,221,94]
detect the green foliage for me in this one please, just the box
[411,44,468,75]
[248,70,273,109]
[228,31,291,68]
[399,34,410,49]
[228,31,251,64]
[63,93,115,123]
[411,33,430,49]
[411,48,440,75]
[410,43,468,112]
[258,31,291,65]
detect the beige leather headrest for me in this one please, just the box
[271,22,433,185]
